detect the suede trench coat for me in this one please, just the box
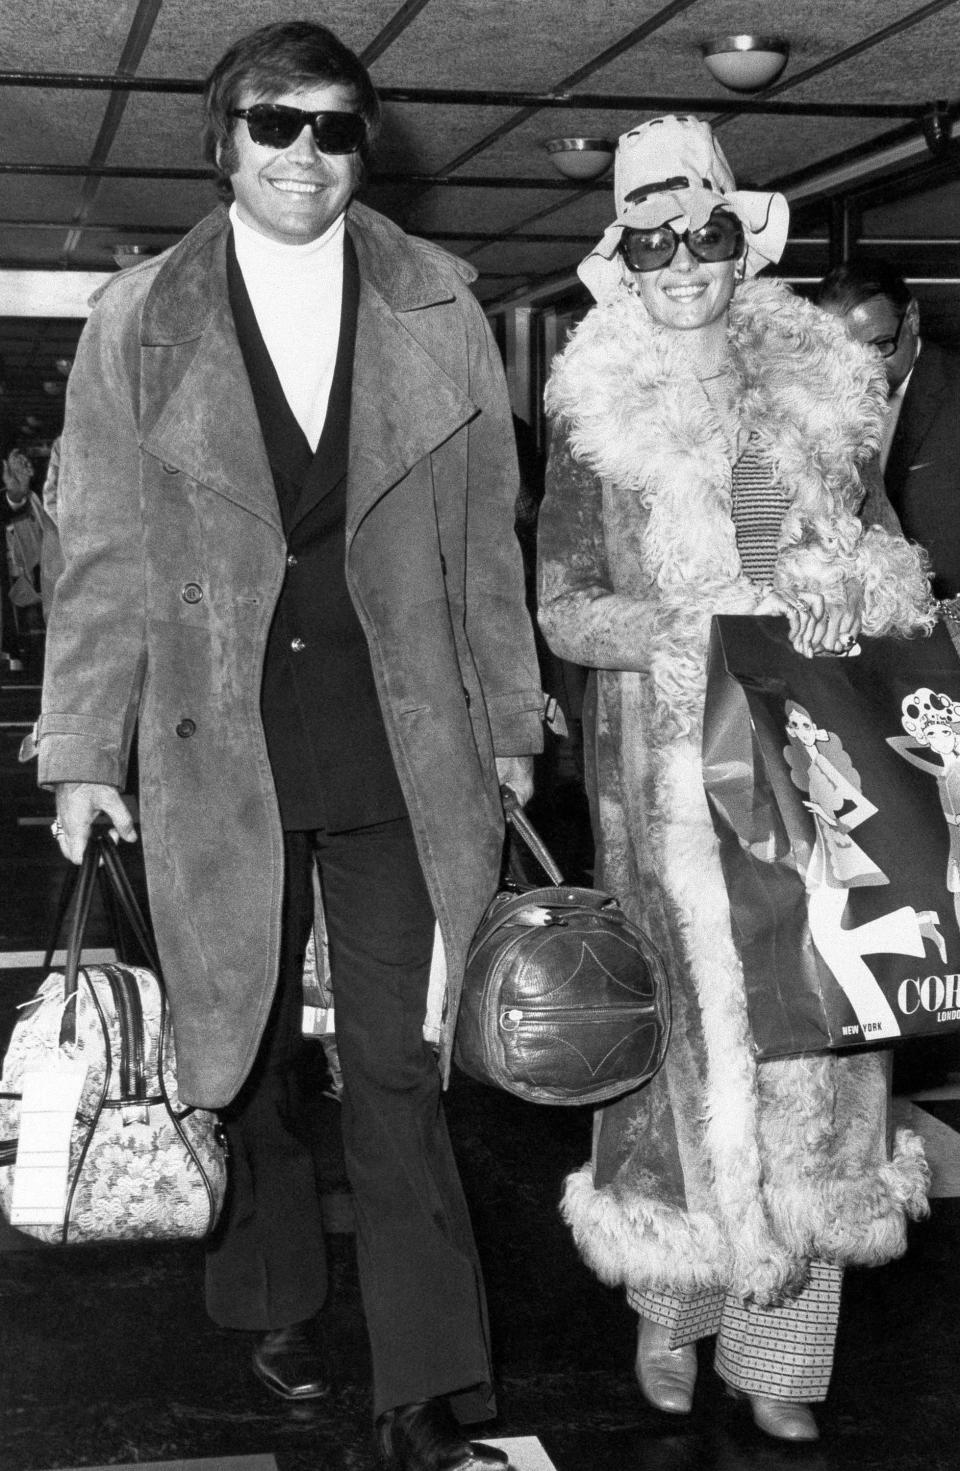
[35,202,542,1109]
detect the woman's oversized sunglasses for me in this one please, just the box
[619,209,745,273]
[230,105,365,154]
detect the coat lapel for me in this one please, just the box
[345,210,478,540]
[140,218,281,535]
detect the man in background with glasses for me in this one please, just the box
[815,259,960,602]
[34,19,540,1471]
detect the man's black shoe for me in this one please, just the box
[376,1397,511,1470]
[251,1319,329,1400]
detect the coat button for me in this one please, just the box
[287,553,298,567]
[175,719,196,738]
[181,582,203,604]
[291,637,306,652]
[462,685,471,707]
[161,463,180,475]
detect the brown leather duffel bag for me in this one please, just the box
[456,791,670,1105]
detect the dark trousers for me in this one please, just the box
[205,819,494,1421]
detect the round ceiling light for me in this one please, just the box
[544,137,614,181]
[702,35,789,93]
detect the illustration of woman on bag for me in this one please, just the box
[784,700,945,1038]
[886,687,960,930]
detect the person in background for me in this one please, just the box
[538,114,933,1444]
[2,446,44,671]
[815,259,960,601]
[32,19,541,1471]
[38,435,62,617]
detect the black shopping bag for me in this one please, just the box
[703,615,960,1057]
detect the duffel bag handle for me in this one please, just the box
[500,784,565,887]
[54,832,161,1050]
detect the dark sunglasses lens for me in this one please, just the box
[244,106,301,148]
[620,227,677,272]
[688,214,743,262]
[313,112,365,153]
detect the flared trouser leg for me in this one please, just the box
[314,818,494,1422]
[630,1260,842,1402]
[205,821,494,1423]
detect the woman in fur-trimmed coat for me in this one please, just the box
[537,116,934,1444]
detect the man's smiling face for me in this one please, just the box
[225,82,360,245]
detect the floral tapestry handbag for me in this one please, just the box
[456,789,670,1105]
[0,832,227,1243]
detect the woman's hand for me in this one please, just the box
[756,588,862,658]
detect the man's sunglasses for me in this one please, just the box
[230,105,365,154]
[868,310,909,359]
[619,209,745,273]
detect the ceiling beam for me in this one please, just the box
[0,71,924,120]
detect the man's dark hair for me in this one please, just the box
[813,258,913,316]
[202,20,381,198]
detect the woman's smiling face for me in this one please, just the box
[626,236,739,334]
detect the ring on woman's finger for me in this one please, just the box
[50,818,64,839]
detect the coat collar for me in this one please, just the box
[136,205,479,534]
[137,201,476,343]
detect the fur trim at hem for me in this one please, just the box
[562,1129,928,1300]
[813,1127,930,1266]
[561,1163,734,1296]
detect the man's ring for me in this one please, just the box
[50,819,64,839]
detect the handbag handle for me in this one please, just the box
[500,784,565,886]
[55,832,160,1049]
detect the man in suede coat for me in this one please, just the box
[32,21,540,1471]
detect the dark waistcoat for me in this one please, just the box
[227,231,406,831]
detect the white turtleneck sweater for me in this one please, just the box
[229,204,345,451]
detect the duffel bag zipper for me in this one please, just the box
[500,1003,656,1031]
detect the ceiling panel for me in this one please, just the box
[107,91,212,170]
[371,0,676,91]
[372,103,522,174]
[3,86,110,166]
[0,0,141,70]
[140,0,403,74]
[1,176,88,223]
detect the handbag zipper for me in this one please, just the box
[500,1003,657,1030]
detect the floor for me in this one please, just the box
[3,662,960,1471]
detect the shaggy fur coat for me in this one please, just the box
[537,276,934,1307]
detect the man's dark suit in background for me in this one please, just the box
[884,340,960,599]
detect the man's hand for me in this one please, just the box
[53,781,137,865]
[495,754,534,807]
